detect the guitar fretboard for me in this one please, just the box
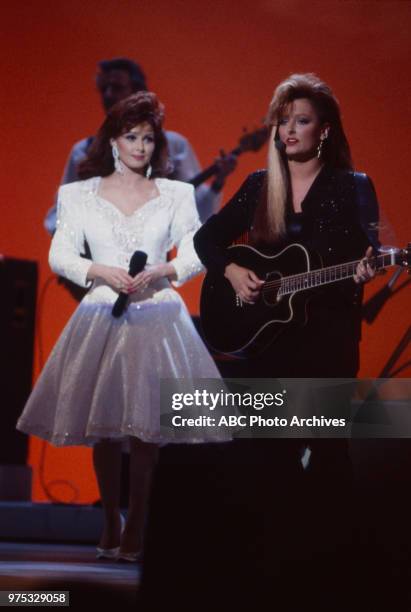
[275,252,398,296]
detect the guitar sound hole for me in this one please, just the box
[262,272,281,306]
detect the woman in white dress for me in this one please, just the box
[17,92,223,561]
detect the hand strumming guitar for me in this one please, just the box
[224,262,264,304]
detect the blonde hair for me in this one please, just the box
[265,125,288,239]
[252,73,352,243]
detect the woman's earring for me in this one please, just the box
[317,137,324,159]
[111,143,124,174]
[317,131,329,159]
[146,164,152,179]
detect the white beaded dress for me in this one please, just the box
[17,177,224,446]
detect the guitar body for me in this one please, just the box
[200,243,321,358]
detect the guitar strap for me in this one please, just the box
[353,172,381,251]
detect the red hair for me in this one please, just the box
[78,91,170,179]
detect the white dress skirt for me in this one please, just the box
[17,177,228,446]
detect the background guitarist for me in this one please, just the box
[194,72,379,594]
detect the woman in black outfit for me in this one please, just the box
[192,73,379,606]
[137,74,380,611]
[194,73,378,378]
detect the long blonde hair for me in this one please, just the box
[252,73,352,244]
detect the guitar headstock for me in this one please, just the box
[381,244,411,271]
[395,244,411,270]
[237,125,270,154]
[403,243,411,271]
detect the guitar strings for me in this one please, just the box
[261,254,383,295]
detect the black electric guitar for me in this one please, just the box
[188,126,269,188]
[200,243,411,357]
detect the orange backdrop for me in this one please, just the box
[2,0,410,503]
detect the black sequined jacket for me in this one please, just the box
[194,165,379,350]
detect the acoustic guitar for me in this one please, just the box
[200,242,411,357]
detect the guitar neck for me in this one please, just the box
[188,126,269,188]
[189,163,219,188]
[279,252,398,295]
[188,145,243,188]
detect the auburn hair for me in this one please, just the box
[78,91,169,179]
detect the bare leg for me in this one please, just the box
[93,439,123,549]
[120,437,159,554]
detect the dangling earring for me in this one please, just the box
[317,131,329,160]
[145,164,152,179]
[317,138,324,159]
[111,142,124,174]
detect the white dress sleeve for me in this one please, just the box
[48,183,93,288]
[168,182,204,287]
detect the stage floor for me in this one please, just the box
[0,541,139,609]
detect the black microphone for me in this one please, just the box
[111,250,147,318]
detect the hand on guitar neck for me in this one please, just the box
[210,150,237,192]
[353,246,376,284]
[189,126,269,189]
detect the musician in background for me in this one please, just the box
[44,57,236,232]
[193,73,378,600]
